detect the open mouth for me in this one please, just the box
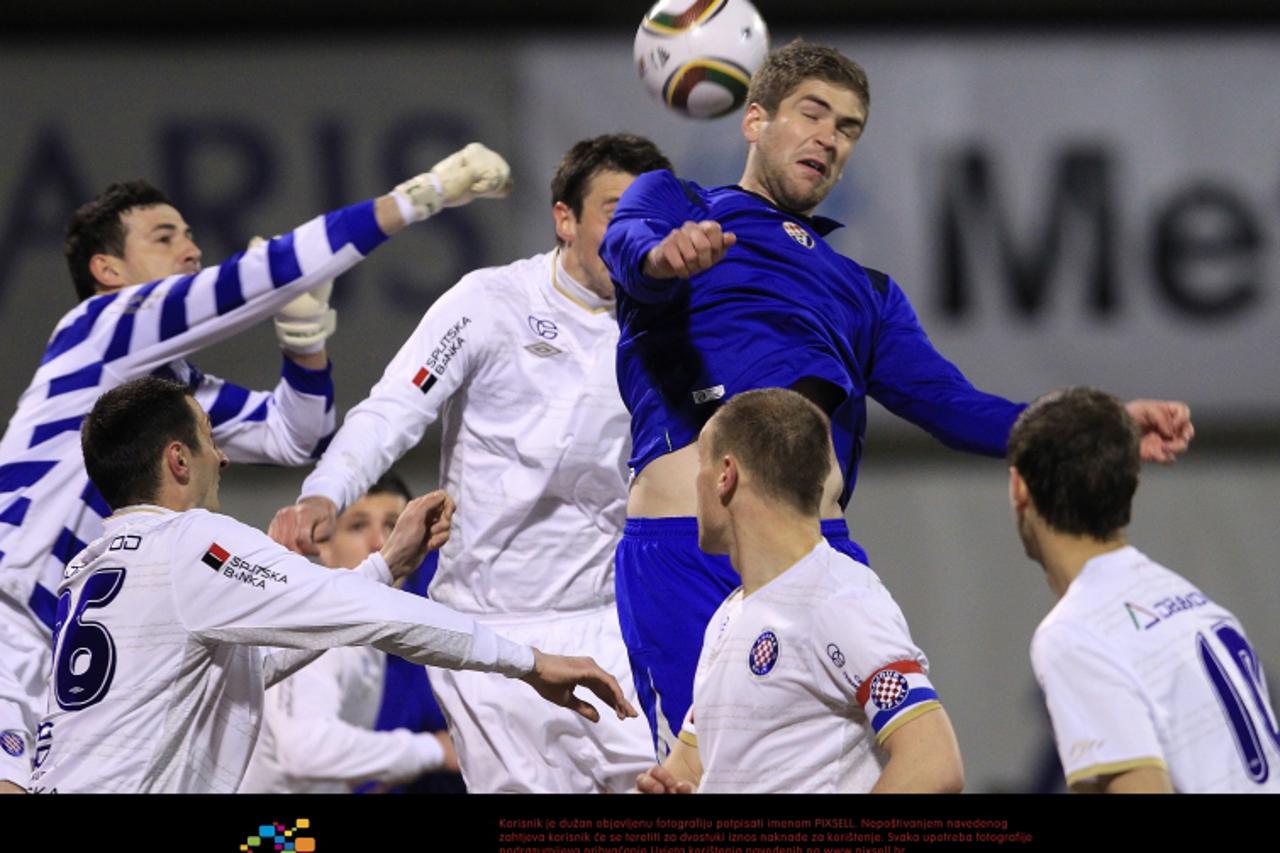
[798,158,828,177]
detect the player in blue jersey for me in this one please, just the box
[600,41,1195,754]
[0,143,514,790]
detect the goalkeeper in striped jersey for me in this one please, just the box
[0,143,513,791]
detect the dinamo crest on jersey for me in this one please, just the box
[782,221,814,249]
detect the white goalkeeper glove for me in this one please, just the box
[392,142,514,222]
[250,236,338,356]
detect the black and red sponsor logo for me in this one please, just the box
[411,366,438,395]
[410,316,471,393]
[201,543,230,570]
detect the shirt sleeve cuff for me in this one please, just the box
[410,732,447,772]
[280,357,336,407]
[356,552,393,585]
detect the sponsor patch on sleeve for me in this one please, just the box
[201,543,230,570]
[410,316,471,393]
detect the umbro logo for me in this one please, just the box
[782,221,814,249]
[525,342,563,358]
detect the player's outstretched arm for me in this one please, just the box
[1124,399,1194,464]
[635,738,702,794]
[390,142,513,224]
[871,707,965,794]
[643,220,737,280]
[520,649,639,724]
[97,143,511,379]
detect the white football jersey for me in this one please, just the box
[239,645,444,794]
[682,542,942,793]
[1032,546,1280,793]
[301,250,629,614]
[29,506,532,793]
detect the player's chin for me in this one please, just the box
[780,181,829,214]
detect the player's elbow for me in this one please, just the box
[931,755,966,794]
[876,707,966,793]
[269,421,335,467]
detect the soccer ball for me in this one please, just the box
[634,0,770,120]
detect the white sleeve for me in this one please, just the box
[299,274,491,511]
[265,652,445,786]
[169,511,534,678]
[155,358,336,466]
[259,555,394,687]
[812,581,942,745]
[93,201,388,379]
[1031,622,1167,786]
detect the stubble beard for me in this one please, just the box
[758,157,832,216]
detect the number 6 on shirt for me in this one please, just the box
[52,568,128,711]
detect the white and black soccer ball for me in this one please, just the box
[634,0,770,120]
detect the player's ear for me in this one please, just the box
[718,454,738,503]
[552,201,577,245]
[742,102,768,144]
[1008,466,1030,514]
[89,253,127,291]
[165,441,192,485]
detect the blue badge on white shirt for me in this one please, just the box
[749,631,780,676]
[0,729,25,757]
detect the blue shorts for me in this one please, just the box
[614,516,868,756]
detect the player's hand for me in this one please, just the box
[520,649,639,724]
[394,143,513,221]
[643,220,737,280]
[268,495,338,556]
[1124,399,1194,464]
[433,731,461,774]
[379,491,456,579]
[635,764,693,794]
[0,779,27,794]
[249,236,338,355]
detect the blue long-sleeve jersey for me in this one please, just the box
[601,169,1026,507]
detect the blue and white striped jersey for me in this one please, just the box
[0,200,388,636]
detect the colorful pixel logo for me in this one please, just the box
[240,819,315,852]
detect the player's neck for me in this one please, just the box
[152,481,207,513]
[1038,531,1128,598]
[737,170,775,207]
[729,501,824,595]
[555,246,613,305]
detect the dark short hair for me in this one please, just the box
[82,376,202,511]
[709,388,831,516]
[746,40,870,118]
[65,180,172,302]
[367,470,412,504]
[1007,387,1140,541]
[550,134,673,222]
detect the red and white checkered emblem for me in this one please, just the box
[868,669,910,710]
[782,221,814,249]
[749,631,780,676]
